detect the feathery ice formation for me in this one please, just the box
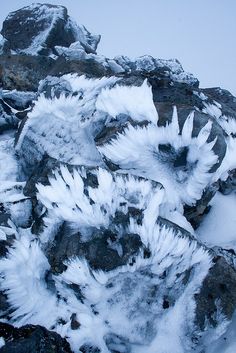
[0,3,236,353]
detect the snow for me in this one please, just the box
[0,236,58,327]
[196,192,236,251]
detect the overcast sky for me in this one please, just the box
[1,0,235,95]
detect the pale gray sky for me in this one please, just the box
[1,0,236,95]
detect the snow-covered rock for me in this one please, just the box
[0,3,236,353]
[0,3,100,56]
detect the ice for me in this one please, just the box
[99,108,218,208]
[36,165,164,232]
[96,79,158,124]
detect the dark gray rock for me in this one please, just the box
[70,313,80,330]
[0,323,72,353]
[195,256,236,330]
[50,56,112,78]
[151,78,202,106]
[46,221,144,274]
[0,55,55,91]
[212,246,236,269]
[23,155,60,198]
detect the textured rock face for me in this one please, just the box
[0,323,72,352]
[1,3,100,56]
[0,3,236,353]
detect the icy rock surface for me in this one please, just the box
[0,3,100,56]
[0,4,236,353]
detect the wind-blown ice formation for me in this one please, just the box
[36,165,164,230]
[0,216,213,353]
[0,74,235,353]
[99,107,218,208]
[0,3,236,353]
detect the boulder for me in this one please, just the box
[0,3,100,56]
[0,323,72,353]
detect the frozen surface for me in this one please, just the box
[197,192,236,251]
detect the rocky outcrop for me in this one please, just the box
[0,3,236,353]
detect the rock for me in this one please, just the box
[0,212,16,258]
[50,55,112,78]
[113,55,199,86]
[212,246,236,269]
[195,256,236,330]
[159,217,236,332]
[1,3,100,56]
[70,313,80,330]
[46,222,144,274]
[203,87,236,120]
[0,323,72,353]
[0,55,55,91]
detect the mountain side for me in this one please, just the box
[0,4,236,353]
